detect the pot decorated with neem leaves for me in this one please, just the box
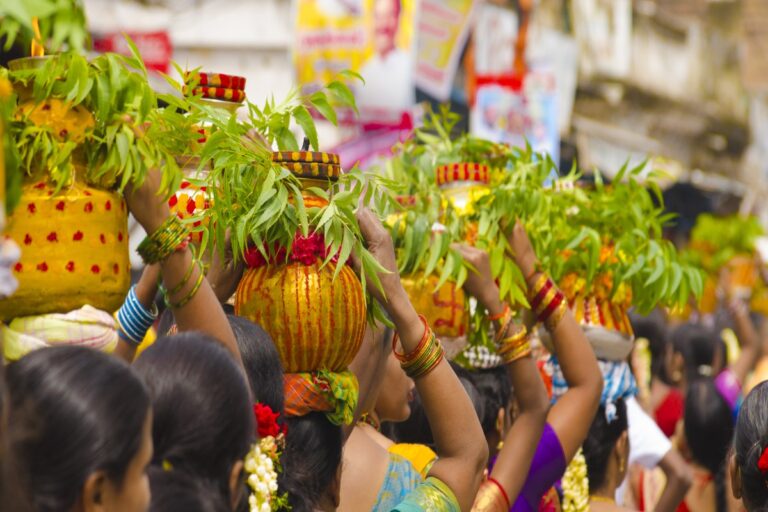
[235,150,368,373]
[195,76,394,373]
[0,49,185,320]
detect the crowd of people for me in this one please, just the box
[1,169,768,512]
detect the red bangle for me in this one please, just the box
[538,291,565,323]
[530,278,553,312]
[392,315,430,363]
[487,477,510,508]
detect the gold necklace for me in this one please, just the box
[590,495,616,504]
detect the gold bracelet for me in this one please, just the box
[168,257,200,296]
[169,267,205,309]
[544,301,568,333]
[402,333,444,379]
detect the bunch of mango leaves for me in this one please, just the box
[0,0,89,54]
[685,214,764,274]
[476,158,705,314]
[165,70,399,324]
[0,75,21,215]
[4,41,187,195]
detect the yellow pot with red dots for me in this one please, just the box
[0,178,130,320]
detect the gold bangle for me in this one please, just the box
[545,302,568,333]
[170,267,205,309]
[501,345,532,364]
[402,333,444,379]
[497,323,527,348]
[168,257,199,296]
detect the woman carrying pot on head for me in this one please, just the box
[467,221,604,512]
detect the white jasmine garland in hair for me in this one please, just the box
[245,434,290,511]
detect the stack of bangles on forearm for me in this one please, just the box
[492,304,531,364]
[393,315,445,379]
[530,274,568,332]
[137,216,203,309]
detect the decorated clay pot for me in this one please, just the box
[540,293,634,361]
[235,259,366,373]
[234,151,366,372]
[0,63,130,320]
[436,163,491,216]
[401,274,468,357]
[169,177,210,245]
[0,178,130,320]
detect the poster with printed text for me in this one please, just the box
[294,0,416,125]
[414,0,475,100]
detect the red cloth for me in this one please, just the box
[654,388,684,438]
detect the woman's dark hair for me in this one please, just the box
[469,366,511,436]
[278,412,343,512]
[6,346,150,512]
[583,399,628,494]
[148,466,230,512]
[733,381,768,511]
[685,378,735,512]
[671,324,721,381]
[631,312,671,383]
[133,333,254,504]
[386,362,482,449]
[228,315,285,415]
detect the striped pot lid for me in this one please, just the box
[184,71,247,90]
[436,163,490,187]
[272,151,341,166]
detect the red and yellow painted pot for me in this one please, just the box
[541,273,634,361]
[235,256,366,373]
[401,274,468,357]
[234,151,367,372]
[0,76,129,320]
[0,178,130,320]
[169,179,210,244]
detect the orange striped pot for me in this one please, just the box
[235,259,366,373]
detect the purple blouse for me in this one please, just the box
[489,422,566,512]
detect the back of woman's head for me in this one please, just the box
[733,381,768,511]
[133,333,254,500]
[228,315,285,415]
[685,378,734,512]
[469,366,511,436]
[279,412,342,512]
[631,312,670,382]
[7,346,149,512]
[672,324,720,380]
[583,399,628,494]
[148,466,230,512]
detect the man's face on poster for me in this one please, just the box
[373,0,400,56]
